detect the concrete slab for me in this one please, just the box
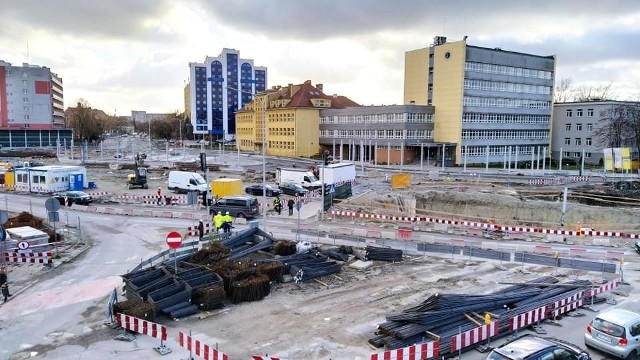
[349,260,373,271]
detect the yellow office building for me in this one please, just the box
[236,80,359,157]
[404,36,555,166]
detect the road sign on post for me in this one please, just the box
[165,231,183,249]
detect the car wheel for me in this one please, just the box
[626,350,638,360]
[237,212,246,219]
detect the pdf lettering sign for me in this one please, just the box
[165,231,183,249]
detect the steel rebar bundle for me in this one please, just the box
[366,246,403,262]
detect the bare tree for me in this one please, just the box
[594,103,640,157]
[573,82,615,102]
[554,77,574,103]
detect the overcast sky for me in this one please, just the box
[1,0,639,115]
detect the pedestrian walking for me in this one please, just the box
[214,211,224,233]
[156,187,163,205]
[197,220,204,241]
[222,211,233,233]
[273,195,282,215]
[287,198,295,216]
[1,267,11,302]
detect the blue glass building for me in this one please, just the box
[188,49,267,140]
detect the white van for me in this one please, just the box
[167,171,208,194]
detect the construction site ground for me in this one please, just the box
[1,145,639,359]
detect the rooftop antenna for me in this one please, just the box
[26,41,30,64]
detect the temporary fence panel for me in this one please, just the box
[178,331,228,360]
[115,313,170,354]
[552,292,584,317]
[509,306,547,331]
[451,322,499,352]
[589,279,620,296]
[371,341,439,360]
[3,251,52,264]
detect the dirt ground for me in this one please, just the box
[11,141,637,358]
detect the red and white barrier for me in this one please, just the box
[589,280,620,297]
[188,222,213,236]
[253,356,287,360]
[510,306,547,331]
[329,210,640,240]
[553,292,584,317]
[451,322,499,352]
[3,251,52,264]
[371,342,439,360]
[178,331,228,360]
[116,313,167,341]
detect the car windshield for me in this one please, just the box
[592,318,625,337]
[486,350,513,360]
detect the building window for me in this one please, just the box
[587,109,594,117]
[586,138,592,146]
[576,123,582,131]
[565,124,571,131]
[587,123,593,131]
[585,152,592,158]
[575,138,582,146]
[563,151,571,157]
[564,138,570,145]
[566,109,572,117]
[576,109,583,117]
[574,152,581,157]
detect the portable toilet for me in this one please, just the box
[69,173,84,190]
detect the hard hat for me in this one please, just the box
[226,211,230,215]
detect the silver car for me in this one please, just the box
[584,308,640,359]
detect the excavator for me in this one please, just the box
[127,153,148,189]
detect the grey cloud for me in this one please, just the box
[193,0,640,40]
[2,0,175,41]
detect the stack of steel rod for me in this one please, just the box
[366,246,403,262]
[370,276,597,356]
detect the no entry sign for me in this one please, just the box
[165,231,183,249]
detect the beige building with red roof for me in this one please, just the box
[235,80,359,157]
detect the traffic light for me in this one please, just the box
[323,150,330,166]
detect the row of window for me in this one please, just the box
[268,128,295,137]
[461,130,549,140]
[564,152,592,158]
[563,138,593,146]
[464,79,551,95]
[267,113,296,122]
[465,62,553,80]
[462,113,550,124]
[267,141,295,150]
[463,97,551,109]
[565,123,594,131]
[461,145,548,156]
[320,129,433,139]
[320,113,433,124]
[566,108,595,117]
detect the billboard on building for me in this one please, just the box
[603,148,614,170]
[604,147,633,171]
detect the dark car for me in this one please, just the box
[635,240,640,254]
[487,334,590,360]
[54,191,93,206]
[245,184,281,197]
[279,182,309,196]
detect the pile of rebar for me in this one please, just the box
[366,246,403,262]
[256,261,285,283]
[228,274,271,304]
[188,243,231,265]
[193,287,226,310]
[274,240,297,256]
[114,298,157,321]
[370,276,597,356]
[268,252,341,282]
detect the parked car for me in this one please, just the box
[53,191,93,206]
[487,334,590,360]
[245,184,281,197]
[278,182,309,196]
[635,239,640,254]
[585,308,640,359]
[209,195,259,218]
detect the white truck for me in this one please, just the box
[276,168,322,189]
[167,171,209,194]
[318,162,356,185]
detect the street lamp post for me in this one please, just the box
[260,95,267,229]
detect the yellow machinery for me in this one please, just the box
[0,162,15,190]
[211,178,243,198]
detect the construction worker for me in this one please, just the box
[273,195,282,215]
[197,219,204,241]
[222,211,233,233]
[156,187,162,205]
[213,211,224,233]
